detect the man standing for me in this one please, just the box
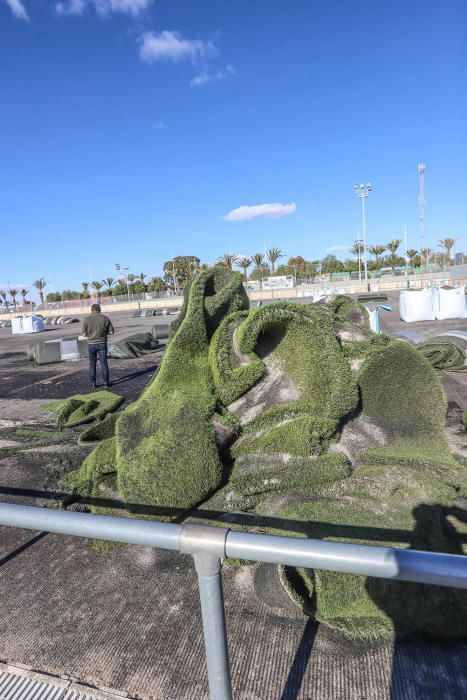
[82,303,114,388]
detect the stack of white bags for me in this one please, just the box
[400,286,466,322]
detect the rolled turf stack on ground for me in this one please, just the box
[45,390,124,430]
[59,273,467,641]
[415,333,467,371]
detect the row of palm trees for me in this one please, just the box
[351,237,457,269]
[0,287,31,311]
[216,248,284,278]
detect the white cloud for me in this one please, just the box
[224,202,297,222]
[326,245,352,254]
[56,0,151,16]
[3,0,29,21]
[191,64,234,87]
[139,30,216,64]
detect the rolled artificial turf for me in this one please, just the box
[57,285,467,642]
[45,390,124,430]
[416,337,467,371]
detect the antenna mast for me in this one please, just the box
[418,163,426,261]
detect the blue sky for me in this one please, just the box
[1,0,466,296]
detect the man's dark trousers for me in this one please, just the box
[88,343,109,386]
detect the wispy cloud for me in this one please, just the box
[3,0,29,21]
[326,245,352,254]
[139,30,216,64]
[224,202,296,222]
[139,30,233,87]
[191,64,234,87]
[56,0,151,16]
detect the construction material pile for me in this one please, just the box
[61,268,467,643]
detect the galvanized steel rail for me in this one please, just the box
[1,502,467,700]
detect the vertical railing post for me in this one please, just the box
[179,525,232,700]
[194,552,232,700]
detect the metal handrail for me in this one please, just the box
[1,503,466,700]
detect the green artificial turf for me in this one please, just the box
[327,295,372,336]
[45,391,124,430]
[57,273,467,642]
[357,341,449,451]
[271,465,467,640]
[416,338,467,371]
[63,267,249,514]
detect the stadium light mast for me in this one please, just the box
[418,163,426,272]
[354,183,372,288]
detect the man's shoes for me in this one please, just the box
[90,383,97,389]
[105,382,112,388]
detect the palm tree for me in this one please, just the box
[351,242,364,258]
[236,257,252,281]
[386,239,402,271]
[406,249,418,268]
[367,244,387,268]
[103,277,114,290]
[0,290,6,308]
[252,253,265,268]
[20,288,28,308]
[438,238,456,265]
[196,262,210,272]
[217,253,239,270]
[8,289,18,312]
[421,248,431,270]
[267,248,284,274]
[33,277,46,306]
[138,273,147,284]
[91,281,103,299]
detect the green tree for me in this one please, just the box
[438,238,456,264]
[421,248,431,269]
[320,254,344,274]
[33,277,47,305]
[148,276,167,293]
[267,247,284,274]
[91,281,103,299]
[81,282,90,299]
[0,290,7,308]
[406,249,418,269]
[217,253,239,270]
[20,288,29,307]
[163,256,200,291]
[138,273,147,289]
[351,242,365,258]
[368,244,387,268]
[103,277,114,291]
[252,252,265,268]
[8,289,18,312]
[236,257,252,281]
[62,290,80,301]
[46,292,62,303]
[386,239,402,271]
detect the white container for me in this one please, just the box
[433,286,466,320]
[11,317,24,334]
[399,289,435,322]
[12,316,45,334]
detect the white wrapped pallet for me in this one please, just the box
[22,316,45,333]
[399,289,435,322]
[433,286,466,320]
[11,317,24,334]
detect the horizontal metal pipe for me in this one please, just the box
[225,531,467,589]
[0,503,181,551]
[1,504,466,589]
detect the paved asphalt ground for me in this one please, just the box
[0,302,466,699]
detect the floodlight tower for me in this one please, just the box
[354,182,372,288]
[418,163,426,271]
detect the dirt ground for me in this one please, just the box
[0,305,466,699]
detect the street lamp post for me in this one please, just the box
[356,229,362,283]
[354,183,372,290]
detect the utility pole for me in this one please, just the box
[354,183,372,289]
[404,224,408,281]
[418,163,426,273]
[356,229,362,283]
